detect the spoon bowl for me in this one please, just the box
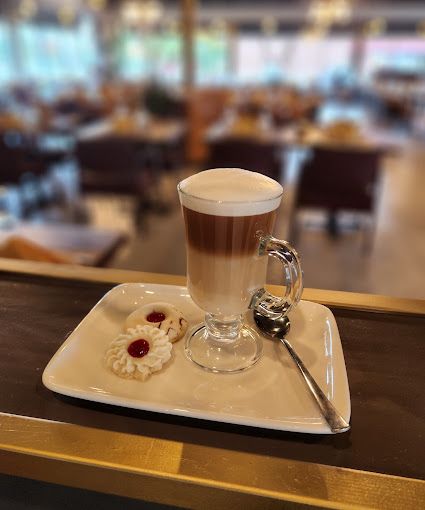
[254,312,291,339]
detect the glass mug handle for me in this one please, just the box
[250,235,303,318]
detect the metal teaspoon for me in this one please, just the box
[253,310,350,434]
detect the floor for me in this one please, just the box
[86,140,425,300]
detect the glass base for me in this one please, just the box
[185,323,262,373]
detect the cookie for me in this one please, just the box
[125,302,188,343]
[105,324,172,381]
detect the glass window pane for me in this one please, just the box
[195,29,228,85]
[0,21,15,85]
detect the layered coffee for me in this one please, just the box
[179,168,283,316]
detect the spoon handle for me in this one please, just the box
[280,338,350,433]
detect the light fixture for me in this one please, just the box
[261,16,278,36]
[363,17,386,37]
[58,4,76,25]
[122,1,142,24]
[88,0,106,11]
[308,0,352,27]
[210,18,227,33]
[146,1,164,25]
[418,20,425,37]
[122,0,163,27]
[18,0,38,20]
[302,23,328,39]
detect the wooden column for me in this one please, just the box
[181,0,195,91]
[181,0,197,161]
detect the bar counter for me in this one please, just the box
[0,259,424,509]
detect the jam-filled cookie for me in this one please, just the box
[105,324,172,381]
[125,302,188,343]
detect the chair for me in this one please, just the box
[0,133,53,217]
[292,147,382,244]
[207,138,282,181]
[76,136,158,225]
[0,132,46,185]
[76,136,151,195]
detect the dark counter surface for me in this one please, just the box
[0,271,424,482]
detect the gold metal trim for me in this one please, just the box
[0,258,424,315]
[1,413,424,509]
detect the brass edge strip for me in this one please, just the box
[0,450,360,510]
[0,258,186,286]
[297,288,425,316]
[0,258,424,315]
[0,413,424,510]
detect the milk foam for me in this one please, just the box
[178,168,283,216]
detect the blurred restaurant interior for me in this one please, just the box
[0,0,424,299]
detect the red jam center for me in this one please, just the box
[146,311,166,323]
[127,339,150,358]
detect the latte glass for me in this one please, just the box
[178,169,303,373]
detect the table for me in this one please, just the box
[77,117,186,144]
[0,223,127,267]
[276,125,406,154]
[206,121,405,154]
[76,116,187,175]
[0,259,424,509]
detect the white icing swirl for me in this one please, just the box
[105,324,172,381]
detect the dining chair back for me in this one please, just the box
[207,137,282,181]
[76,136,149,195]
[293,146,382,243]
[296,147,381,211]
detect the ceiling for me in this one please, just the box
[1,0,424,34]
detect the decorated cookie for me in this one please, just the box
[125,302,188,343]
[105,324,172,381]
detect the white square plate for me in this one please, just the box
[43,283,351,434]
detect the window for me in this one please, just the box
[235,35,354,87]
[195,29,229,85]
[362,37,425,80]
[115,29,182,84]
[0,21,16,86]
[115,28,229,85]
[13,17,99,86]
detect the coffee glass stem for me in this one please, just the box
[205,313,243,342]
